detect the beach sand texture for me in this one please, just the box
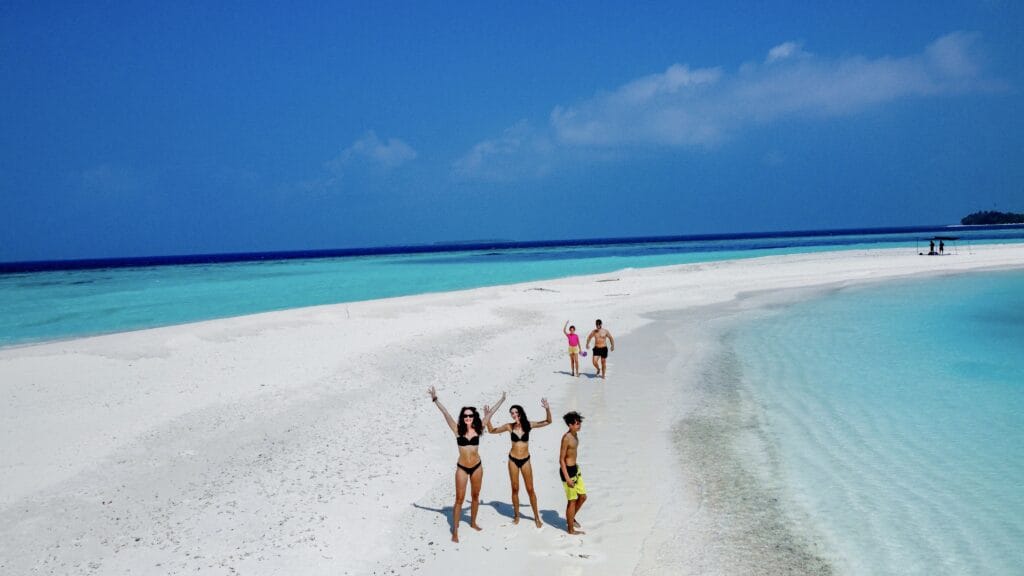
[2,244,1023,575]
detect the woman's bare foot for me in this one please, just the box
[471,523,483,532]
[568,529,586,535]
[513,516,520,525]
[452,532,459,543]
[535,518,543,528]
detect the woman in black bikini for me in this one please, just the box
[483,392,552,527]
[428,386,485,543]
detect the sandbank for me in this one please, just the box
[2,244,1023,575]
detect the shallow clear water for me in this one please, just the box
[734,270,1024,575]
[2,227,1023,346]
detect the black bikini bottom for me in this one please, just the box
[457,460,482,475]
[508,454,531,469]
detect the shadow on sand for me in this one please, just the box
[552,370,602,379]
[413,501,567,531]
[412,502,459,533]
[540,509,569,531]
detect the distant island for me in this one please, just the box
[961,211,1024,225]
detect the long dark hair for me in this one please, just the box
[510,404,531,435]
[457,406,483,436]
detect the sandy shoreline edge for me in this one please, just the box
[2,245,1024,575]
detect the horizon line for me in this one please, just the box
[6,222,1022,274]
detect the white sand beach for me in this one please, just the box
[3,244,1024,576]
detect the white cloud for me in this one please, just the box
[452,122,553,181]
[288,132,417,195]
[766,42,806,64]
[455,32,997,181]
[550,64,724,147]
[331,131,417,171]
[555,32,991,145]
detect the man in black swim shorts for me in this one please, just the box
[586,319,615,379]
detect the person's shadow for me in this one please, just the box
[540,509,568,531]
[412,500,523,532]
[552,370,601,379]
[413,501,571,533]
[480,499,519,521]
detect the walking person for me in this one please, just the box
[559,411,587,535]
[428,386,486,542]
[586,319,615,379]
[564,321,583,377]
[483,392,553,527]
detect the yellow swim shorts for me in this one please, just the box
[568,346,580,354]
[563,471,586,501]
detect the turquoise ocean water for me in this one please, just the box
[3,228,1023,574]
[3,226,1023,347]
[733,270,1024,575]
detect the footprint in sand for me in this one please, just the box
[556,544,604,561]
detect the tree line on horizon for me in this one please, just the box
[960,211,1024,225]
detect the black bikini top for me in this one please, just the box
[510,428,530,443]
[457,435,480,446]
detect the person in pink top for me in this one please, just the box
[563,321,583,377]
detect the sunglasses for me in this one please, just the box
[462,413,475,418]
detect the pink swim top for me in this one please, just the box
[567,333,580,347]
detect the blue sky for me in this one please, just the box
[2,1,1022,261]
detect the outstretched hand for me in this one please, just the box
[427,386,437,401]
[541,397,550,410]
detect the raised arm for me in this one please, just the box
[483,392,508,433]
[563,321,570,336]
[531,397,553,429]
[428,386,457,434]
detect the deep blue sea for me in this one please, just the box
[734,270,1024,575]
[2,225,1023,347]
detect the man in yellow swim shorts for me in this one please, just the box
[559,411,587,535]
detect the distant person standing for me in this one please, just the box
[939,240,945,254]
[564,321,582,377]
[586,319,615,379]
[560,411,587,535]
[929,240,936,255]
